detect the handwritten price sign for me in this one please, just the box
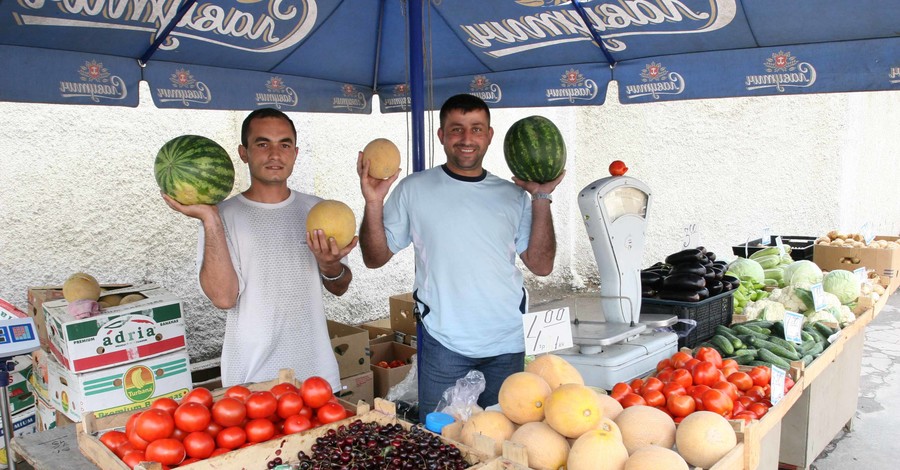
[770,366,787,405]
[523,308,573,355]
[681,223,701,249]
[784,311,804,344]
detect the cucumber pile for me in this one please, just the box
[697,320,837,370]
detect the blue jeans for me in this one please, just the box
[416,322,525,422]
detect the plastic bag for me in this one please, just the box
[385,354,418,404]
[435,370,485,422]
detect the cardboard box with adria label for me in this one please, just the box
[27,283,133,351]
[814,236,900,287]
[43,283,187,374]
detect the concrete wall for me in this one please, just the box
[1,83,897,364]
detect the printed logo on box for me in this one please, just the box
[123,365,156,402]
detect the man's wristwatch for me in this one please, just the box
[531,192,552,203]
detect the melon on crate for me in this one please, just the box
[503,115,566,183]
[497,371,551,424]
[459,410,516,456]
[509,421,569,470]
[524,354,584,390]
[63,272,101,302]
[624,445,689,470]
[614,405,676,455]
[675,411,737,468]
[306,200,357,249]
[568,424,629,470]
[154,134,235,206]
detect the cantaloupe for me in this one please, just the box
[623,445,688,470]
[459,410,516,456]
[98,294,123,308]
[524,354,584,390]
[118,294,146,306]
[544,383,602,438]
[567,425,628,470]
[363,138,401,179]
[614,405,676,455]
[62,273,101,302]
[509,421,569,470]
[498,372,551,424]
[306,200,357,249]
[596,391,624,421]
[675,411,737,468]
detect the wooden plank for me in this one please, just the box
[707,443,745,470]
[737,367,803,470]
[10,424,96,470]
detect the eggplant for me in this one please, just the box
[707,279,724,296]
[659,290,701,302]
[706,251,717,262]
[670,261,707,277]
[703,266,717,283]
[649,261,670,270]
[641,289,658,298]
[640,270,664,289]
[711,265,725,280]
[664,248,704,265]
[697,287,710,300]
[696,246,707,254]
[713,260,728,268]
[722,275,741,290]
[662,273,705,290]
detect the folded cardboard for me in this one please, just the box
[389,292,418,345]
[336,370,374,406]
[0,298,27,321]
[327,320,370,379]
[0,405,37,469]
[44,283,187,373]
[47,349,193,422]
[27,283,133,351]
[370,341,416,399]
[814,236,900,286]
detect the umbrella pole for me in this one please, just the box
[408,0,426,173]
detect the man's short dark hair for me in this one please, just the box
[241,108,297,147]
[439,94,491,128]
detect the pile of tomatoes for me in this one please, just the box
[374,360,406,369]
[609,347,795,423]
[98,376,350,469]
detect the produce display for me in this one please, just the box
[362,138,401,179]
[502,115,566,183]
[815,230,900,249]
[641,247,735,302]
[703,319,837,369]
[154,134,235,206]
[306,199,357,249]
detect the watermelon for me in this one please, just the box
[503,115,566,183]
[154,135,235,205]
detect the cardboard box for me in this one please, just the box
[0,298,27,321]
[47,349,193,422]
[27,283,133,351]
[370,341,416,399]
[44,283,187,373]
[336,370,374,406]
[390,292,418,345]
[27,348,50,402]
[327,320,369,379]
[4,355,35,416]
[35,395,57,432]
[359,318,395,346]
[0,405,37,469]
[814,236,900,286]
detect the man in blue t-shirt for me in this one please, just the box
[357,94,564,421]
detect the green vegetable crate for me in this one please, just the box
[731,235,816,261]
[641,289,736,348]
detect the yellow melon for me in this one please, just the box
[568,425,629,470]
[596,391,624,421]
[498,372,551,424]
[524,354,584,390]
[118,294,146,306]
[614,405,676,455]
[98,294,123,308]
[544,383,602,439]
[363,138,401,179]
[459,410,516,456]
[623,445,688,470]
[62,273,101,302]
[509,421,569,470]
[306,200,357,249]
[675,411,737,468]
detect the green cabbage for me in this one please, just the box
[727,257,765,284]
[823,270,860,305]
[783,260,823,287]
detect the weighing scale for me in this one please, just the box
[0,317,41,470]
[556,167,678,390]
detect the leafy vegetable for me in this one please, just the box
[783,260,823,288]
[727,257,765,285]
[823,270,860,305]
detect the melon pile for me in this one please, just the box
[459,354,737,470]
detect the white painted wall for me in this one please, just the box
[1,83,897,363]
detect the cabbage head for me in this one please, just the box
[727,257,765,284]
[823,270,860,305]
[784,260,823,287]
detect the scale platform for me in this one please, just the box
[557,330,677,390]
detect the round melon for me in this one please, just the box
[544,383,602,439]
[568,426,629,470]
[362,138,401,179]
[524,354,583,390]
[98,294,122,308]
[624,445,688,470]
[614,405,676,455]
[459,411,516,456]
[596,391,624,421]
[63,273,101,302]
[306,200,357,249]
[498,372,551,424]
[509,422,569,470]
[155,135,235,205]
[118,294,146,306]
[503,115,566,183]
[676,411,737,468]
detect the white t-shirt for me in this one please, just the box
[198,191,341,390]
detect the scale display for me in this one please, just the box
[0,318,41,357]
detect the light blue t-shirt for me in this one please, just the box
[383,165,533,357]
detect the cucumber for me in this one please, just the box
[757,348,792,369]
[802,325,826,343]
[744,325,772,336]
[715,326,745,349]
[733,324,768,340]
[749,336,801,361]
[769,321,785,338]
[769,336,800,356]
[798,339,817,355]
[733,353,757,365]
[800,354,814,367]
[732,348,758,356]
[747,360,774,367]
[800,330,815,342]
[804,341,826,357]
[710,335,735,355]
[741,320,775,329]
[812,322,837,338]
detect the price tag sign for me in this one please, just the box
[774,236,786,256]
[770,366,786,405]
[681,223,701,249]
[784,311,804,344]
[860,222,875,245]
[760,227,771,246]
[810,283,827,312]
[523,308,574,355]
[854,267,869,285]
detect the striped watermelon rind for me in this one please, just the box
[503,115,566,183]
[154,135,235,205]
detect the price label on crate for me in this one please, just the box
[784,311,804,344]
[810,283,827,312]
[770,366,787,405]
[774,236,786,256]
[523,308,573,355]
[760,227,772,246]
[860,222,875,245]
[854,267,869,285]
[681,223,701,249]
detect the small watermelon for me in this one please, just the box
[155,135,235,205]
[503,115,566,183]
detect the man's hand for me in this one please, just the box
[161,192,219,222]
[512,170,566,196]
[358,151,399,204]
[307,229,358,270]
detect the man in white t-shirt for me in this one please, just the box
[163,108,356,389]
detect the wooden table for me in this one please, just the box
[11,424,95,470]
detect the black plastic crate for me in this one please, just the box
[731,235,816,261]
[641,289,735,349]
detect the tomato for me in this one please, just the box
[174,402,212,433]
[245,391,278,419]
[748,402,769,418]
[245,418,277,443]
[300,377,334,409]
[695,347,723,368]
[282,414,312,434]
[700,389,733,418]
[182,387,214,409]
[204,420,223,439]
[215,426,247,450]
[608,160,628,176]
[145,438,185,466]
[269,382,299,399]
[223,385,252,403]
[389,360,405,368]
[170,427,187,441]
[297,405,314,420]
[610,383,631,401]
[732,411,757,423]
[721,358,739,370]
[688,384,711,401]
[151,397,179,417]
[115,442,136,459]
[683,358,701,371]
[316,402,348,424]
[276,392,305,419]
[732,400,746,416]
[656,369,674,383]
[691,361,720,387]
[210,448,231,458]
[662,383,686,400]
[99,430,128,453]
[720,366,739,381]
[135,409,175,442]
[671,351,693,369]
[641,389,665,408]
[737,395,756,408]
[670,369,693,388]
[629,378,644,394]
[619,393,647,409]
[784,375,796,393]
[212,397,247,427]
[182,431,216,459]
[656,358,673,372]
[745,385,767,402]
[121,450,146,469]
[749,366,771,388]
[641,377,663,394]
[712,380,740,401]
[667,394,696,417]
[727,371,754,391]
